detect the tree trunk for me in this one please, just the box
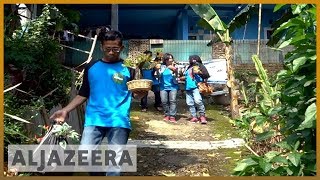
[225,45,239,119]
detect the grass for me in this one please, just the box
[205,104,242,140]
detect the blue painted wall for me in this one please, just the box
[231,9,284,39]
[78,9,110,28]
[175,10,188,40]
[74,5,285,40]
[187,8,284,40]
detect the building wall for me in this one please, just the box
[231,9,283,40]
[185,7,286,40]
[74,6,285,40]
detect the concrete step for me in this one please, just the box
[126,138,245,150]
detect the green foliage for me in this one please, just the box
[123,52,153,79]
[5,4,73,110]
[233,4,316,176]
[51,123,80,148]
[4,4,74,155]
[190,4,257,44]
[190,4,229,43]
[228,5,257,33]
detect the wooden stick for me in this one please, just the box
[86,35,98,64]
[74,56,92,69]
[42,87,59,99]
[66,30,95,40]
[4,83,22,93]
[244,143,260,157]
[4,113,32,124]
[16,89,34,96]
[60,44,90,54]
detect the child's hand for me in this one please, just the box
[155,63,161,69]
[167,65,176,71]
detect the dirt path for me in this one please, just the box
[123,96,246,176]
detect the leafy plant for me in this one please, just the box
[233,4,316,176]
[50,123,80,148]
[4,4,76,162]
[123,52,153,79]
[190,4,258,118]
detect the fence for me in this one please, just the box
[232,39,294,64]
[63,39,293,67]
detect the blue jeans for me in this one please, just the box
[140,85,162,109]
[160,90,177,117]
[186,88,206,117]
[80,126,130,176]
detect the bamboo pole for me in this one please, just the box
[257,4,262,56]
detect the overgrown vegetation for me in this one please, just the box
[4,4,76,155]
[232,4,316,176]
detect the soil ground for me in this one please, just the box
[8,93,248,177]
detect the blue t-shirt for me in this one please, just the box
[142,69,159,85]
[78,59,134,130]
[159,66,179,91]
[185,67,203,91]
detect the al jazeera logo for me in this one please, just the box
[112,72,125,84]
[8,145,137,172]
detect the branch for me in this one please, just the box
[4,113,32,124]
[4,83,22,93]
[16,88,35,97]
[244,143,260,157]
[42,87,59,99]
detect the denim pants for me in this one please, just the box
[186,88,205,117]
[140,85,162,109]
[79,126,130,176]
[160,90,177,117]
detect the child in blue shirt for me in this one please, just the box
[140,51,162,112]
[157,53,179,123]
[179,55,210,124]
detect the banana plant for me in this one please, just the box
[190,4,258,118]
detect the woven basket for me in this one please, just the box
[127,79,153,92]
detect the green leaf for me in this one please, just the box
[293,75,306,81]
[275,141,292,151]
[190,4,228,42]
[228,4,257,33]
[255,116,267,126]
[304,80,315,87]
[292,56,307,72]
[274,4,286,12]
[291,4,308,15]
[270,156,288,164]
[259,159,272,173]
[278,38,292,49]
[286,166,294,175]
[256,131,275,141]
[309,55,316,61]
[59,140,67,149]
[265,151,280,162]
[288,152,301,166]
[233,158,258,171]
[297,103,316,130]
[306,97,316,104]
[290,35,306,44]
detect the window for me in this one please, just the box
[188,36,197,40]
[264,27,273,39]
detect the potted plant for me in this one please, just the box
[124,52,154,92]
